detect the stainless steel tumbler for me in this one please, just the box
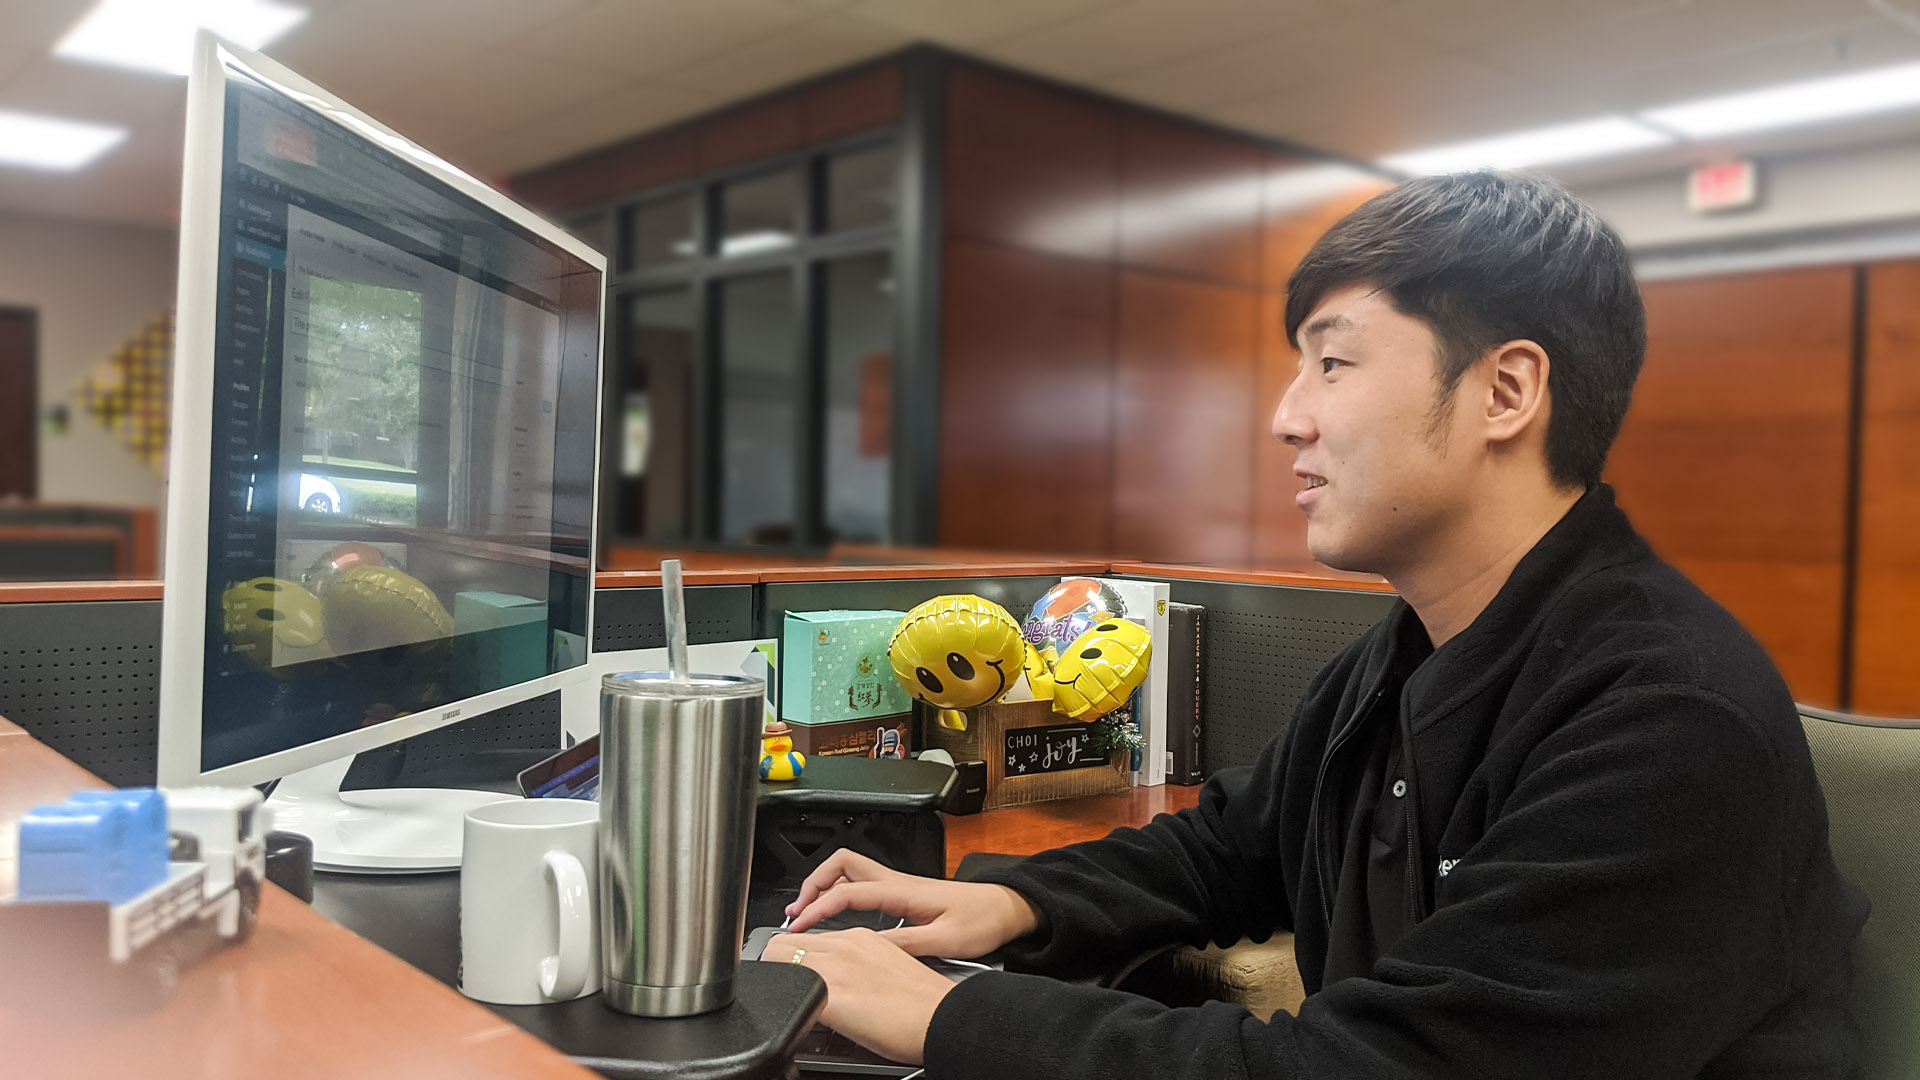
[598,671,764,1016]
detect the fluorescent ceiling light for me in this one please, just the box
[1381,116,1673,175]
[55,0,309,78]
[0,111,127,170]
[1642,61,1920,138]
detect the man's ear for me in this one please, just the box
[1484,339,1550,445]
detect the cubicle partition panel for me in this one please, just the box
[0,571,1389,788]
[1112,573,1397,775]
[0,597,163,787]
[594,583,758,650]
[0,582,759,789]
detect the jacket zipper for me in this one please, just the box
[1399,682,1428,927]
[1309,685,1387,928]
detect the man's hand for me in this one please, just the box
[767,928,956,1066]
[785,849,1045,959]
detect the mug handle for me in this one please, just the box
[539,850,591,1000]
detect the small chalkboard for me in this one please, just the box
[1004,723,1109,777]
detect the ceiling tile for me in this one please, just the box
[1469,0,1890,85]
[1099,15,1505,113]
[1334,0,1673,52]
[981,0,1337,83]
[831,0,1126,47]
[453,80,723,175]
[371,48,633,152]
[1547,14,1920,109]
[652,13,912,98]
[266,0,592,106]
[0,99,185,227]
[518,0,810,79]
[1218,66,1583,162]
[0,0,93,80]
[0,55,185,126]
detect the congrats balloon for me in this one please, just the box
[1023,577,1126,657]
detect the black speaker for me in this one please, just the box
[943,760,988,815]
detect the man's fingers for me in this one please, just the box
[787,880,910,932]
[787,873,848,921]
[787,849,890,918]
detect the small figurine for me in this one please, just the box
[888,595,1030,732]
[759,721,807,781]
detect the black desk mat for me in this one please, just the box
[313,870,825,1080]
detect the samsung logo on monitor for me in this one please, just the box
[442,708,462,721]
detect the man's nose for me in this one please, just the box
[1273,368,1313,446]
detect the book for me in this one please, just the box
[1080,577,1171,787]
[1166,602,1205,785]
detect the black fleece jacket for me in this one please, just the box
[931,486,1868,1080]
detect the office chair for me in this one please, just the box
[1799,704,1920,1080]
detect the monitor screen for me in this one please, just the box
[190,57,600,774]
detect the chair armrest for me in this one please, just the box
[1112,935,1306,1021]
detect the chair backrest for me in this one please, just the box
[1799,705,1920,1080]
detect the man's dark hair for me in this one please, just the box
[1285,170,1646,490]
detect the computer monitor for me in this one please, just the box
[158,33,605,872]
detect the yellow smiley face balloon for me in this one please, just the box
[1049,617,1153,719]
[889,595,1028,732]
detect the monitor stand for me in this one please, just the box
[265,756,515,873]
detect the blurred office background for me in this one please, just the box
[2,0,1918,716]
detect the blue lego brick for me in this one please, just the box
[18,803,130,903]
[67,789,169,899]
[16,788,171,905]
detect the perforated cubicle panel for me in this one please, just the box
[0,599,164,787]
[1117,577,1397,777]
[595,585,758,650]
[0,585,757,789]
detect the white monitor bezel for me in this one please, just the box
[159,31,608,789]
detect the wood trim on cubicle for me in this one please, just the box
[754,560,1109,583]
[595,569,762,587]
[0,579,163,603]
[1108,560,1395,592]
[0,563,1391,603]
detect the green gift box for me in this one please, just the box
[780,610,912,725]
[453,590,548,695]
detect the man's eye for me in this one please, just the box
[1320,356,1345,374]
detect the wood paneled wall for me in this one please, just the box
[1857,262,1920,715]
[1607,268,1856,708]
[935,59,1388,565]
[509,60,901,217]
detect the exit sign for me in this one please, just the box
[1688,160,1758,213]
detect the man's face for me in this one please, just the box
[1274,283,1481,575]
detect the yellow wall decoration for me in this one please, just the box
[78,309,173,476]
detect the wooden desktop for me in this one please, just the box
[0,711,1202,1079]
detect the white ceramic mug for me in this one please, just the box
[459,798,601,1005]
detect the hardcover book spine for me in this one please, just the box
[1167,603,1205,785]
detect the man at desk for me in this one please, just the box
[769,170,1868,1078]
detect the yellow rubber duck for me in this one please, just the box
[759,721,806,781]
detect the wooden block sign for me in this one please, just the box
[1004,723,1108,777]
[922,698,1128,810]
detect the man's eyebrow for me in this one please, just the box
[1300,312,1354,340]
